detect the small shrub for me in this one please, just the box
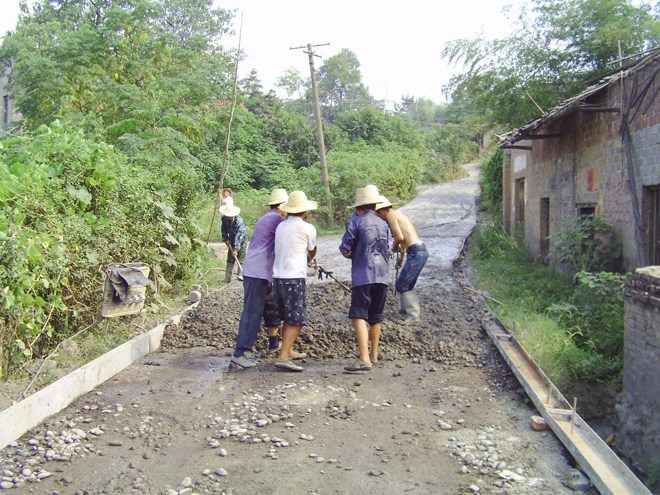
[548,215,622,274]
[478,148,503,215]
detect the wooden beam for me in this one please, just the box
[501,145,533,150]
[527,133,562,139]
[578,104,621,113]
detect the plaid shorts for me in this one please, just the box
[273,278,308,326]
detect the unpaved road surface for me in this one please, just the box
[0,165,590,494]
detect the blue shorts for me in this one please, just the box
[349,283,388,324]
[273,278,308,326]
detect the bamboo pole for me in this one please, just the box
[206,14,243,244]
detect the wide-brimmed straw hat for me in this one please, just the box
[376,196,394,210]
[265,188,289,206]
[280,190,318,214]
[365,184,379,195]
[219,196,241,216]
[351,187,385,208]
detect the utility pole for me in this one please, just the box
[291,42,333,219]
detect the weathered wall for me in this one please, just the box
[503,59,659,270]
[617,266,660,484]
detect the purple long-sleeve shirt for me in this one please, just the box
[242,209,286,282]
[339,210,390,288]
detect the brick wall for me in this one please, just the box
[617,266,660,484]
[504,58,660,270]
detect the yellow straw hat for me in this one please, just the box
[265,188,289,206]
[280,191,318,214]
[351,187,385,208]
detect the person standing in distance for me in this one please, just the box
[272,191,318,372]
[219,196,247,283]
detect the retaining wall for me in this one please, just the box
[618,266,660,483]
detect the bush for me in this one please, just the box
[468,219,623,384]
[546,271,624,379]
[478,148,503,215]
[0,122,205,376]
[548,215,622,274]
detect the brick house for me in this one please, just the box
[498,49,659,271]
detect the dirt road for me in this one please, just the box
[0,165,590,494]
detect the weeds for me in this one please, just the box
[468,218,624,388]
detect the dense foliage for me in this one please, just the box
[478,148,503,215]
[469,216,624,385]
[0,0,474,375]
[547,215,622,273]
[0,121,204,372]
[443,0,660,129]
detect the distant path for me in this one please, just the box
[312,162,479,289]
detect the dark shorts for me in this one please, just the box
[262,285,281,328]
[349,283,388,324]
[273,278,308,326]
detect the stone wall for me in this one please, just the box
[617,266,660,485]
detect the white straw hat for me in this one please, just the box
[346,184,381,209]
[265,188,289,206]
[376,196,393,210]
[280,191,318,214]
[351,187,385,208]
[219,196,241,216]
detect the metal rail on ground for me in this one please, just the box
[481,316,651,495]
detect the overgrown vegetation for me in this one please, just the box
[0,0,472,376]
[468,211,625,389]
[547,215,622,273]
[477,148,503,216]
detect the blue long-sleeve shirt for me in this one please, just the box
[339,210,390,288]
[221,215,247,252]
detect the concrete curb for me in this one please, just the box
[0,304,197,451]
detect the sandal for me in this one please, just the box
[275,359,303,372]
[344,361,372,372]
[291,350,308,360]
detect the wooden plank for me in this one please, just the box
[482,316,652,495]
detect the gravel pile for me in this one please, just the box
[161,279,492,367]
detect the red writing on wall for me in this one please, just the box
[587,168,597,192]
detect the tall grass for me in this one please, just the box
[467,219,624,389]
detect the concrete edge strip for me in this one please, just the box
[481,314,652,495]
[0,303,198,451]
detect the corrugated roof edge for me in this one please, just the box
[498,48,660,148]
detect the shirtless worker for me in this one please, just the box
[375,197,429,325]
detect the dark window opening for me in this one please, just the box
[577,205,595,217]
[514,179,525,228]
[643,185,660,265]
[540,198,550,259]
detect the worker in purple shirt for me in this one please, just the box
[339,187,390,372]
[231,189,294,368]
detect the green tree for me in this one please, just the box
[317,48,373,119]
[443,0,659,129]
[276,67,306,100]
[1,0,235,130]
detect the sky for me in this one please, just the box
[0,0,523,104]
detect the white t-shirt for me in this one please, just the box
[273,216,317,279]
